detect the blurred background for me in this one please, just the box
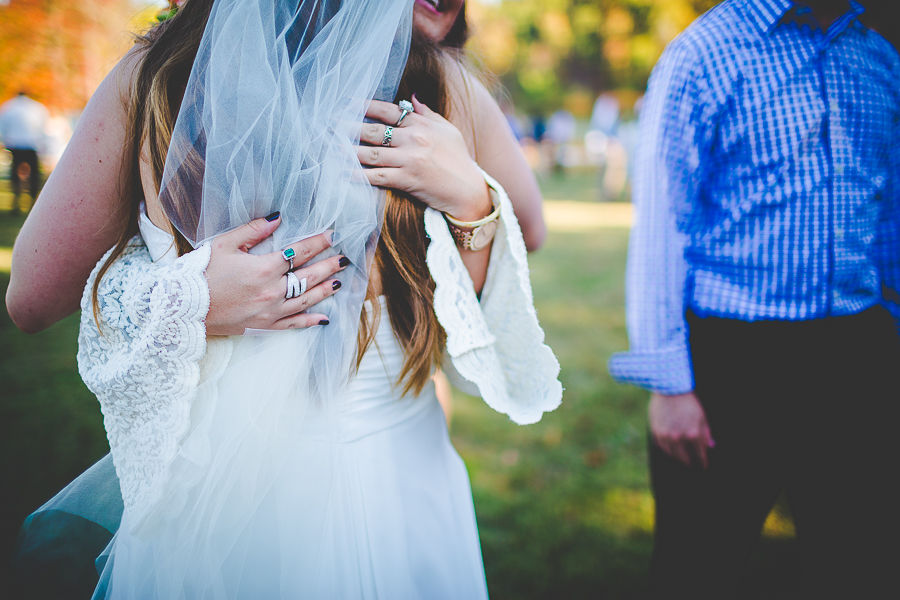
[6,0,894,597]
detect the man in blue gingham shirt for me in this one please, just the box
[608,1,900,596]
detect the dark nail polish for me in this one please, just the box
[318,319,330,326]
[338,256,350,268]
[265,211,280,222]
[332,280,342,291]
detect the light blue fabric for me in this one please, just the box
[609,0,900,394]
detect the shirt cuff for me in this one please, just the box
[607,346,694,395]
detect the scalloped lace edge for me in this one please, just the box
[425,171,562,425]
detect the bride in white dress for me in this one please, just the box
[8,1,560,597]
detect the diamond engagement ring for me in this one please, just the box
[286,272,308,299]
[382,125,394,147]
[282,247,295,271]
[395,99,414,126]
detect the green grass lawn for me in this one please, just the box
[0,175,798,598]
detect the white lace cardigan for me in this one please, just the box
[78,172,562,526]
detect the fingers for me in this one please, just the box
[691,436,710,470]
[365,97,439,127]
[268,230,334,272]
[355,140,404,167]
[659,433,711,468]
[648,392,713,469]
[360,167,409,191]
[280,278,342,317]
[217,212,281,253]
[410,94,436,118]
[671,442,694,468]
[366,99,407,126]
[360,122,392,146]
[654,435,693,468]
[281,254,348,308]
[271,312,331,330]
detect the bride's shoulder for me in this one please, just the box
[441,54,508,159]
[109,43,149,108]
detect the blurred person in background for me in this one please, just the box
[544,108,576,173]
[589,92,619,137]
[616,95,642,197]
[587,92,634,201]
[609,1,899,598]
[0,92,48,213]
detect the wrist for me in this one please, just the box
[444,178,492,225]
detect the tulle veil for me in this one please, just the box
[15,0,416,597]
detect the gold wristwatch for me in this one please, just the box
[444,185,501,252]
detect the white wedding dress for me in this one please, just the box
[51,173,562,599]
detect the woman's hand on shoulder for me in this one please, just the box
[204,214,348,336]
[356,96,492,223]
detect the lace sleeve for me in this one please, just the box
[76,239,213,528]
[425,171,562,425]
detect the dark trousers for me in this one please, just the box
[649,307,900,599]
[9,148,41,207]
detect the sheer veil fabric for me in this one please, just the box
[160,0,412,405]
[96,0,415,597]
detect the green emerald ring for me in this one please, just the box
[282,247,295,271]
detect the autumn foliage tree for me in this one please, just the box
[467,0,720,115]
[0,0,156,114]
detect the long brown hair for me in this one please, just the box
[91,0,212,322]
[358,30,465,396]
[94,2,470,396]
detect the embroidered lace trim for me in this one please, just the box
[426,171,562,425]
[77,240,212,527]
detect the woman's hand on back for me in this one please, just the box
[205,213,347,336]
[356,96,492,223]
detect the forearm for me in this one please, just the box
[457,242,491,294]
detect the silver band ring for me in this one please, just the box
[395,99,414,126]
[286,271,302,299]
[381,125,394,147]
[299,276,308,296]
[282,247,295,272]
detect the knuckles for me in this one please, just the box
[259,288,280,304]
[408,153,427,172]
[365,123,381,141]
[410,132,430,148]
[296,244,313,262]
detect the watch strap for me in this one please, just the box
[447,223,478,251]
[444,186,501,228]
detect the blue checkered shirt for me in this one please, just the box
[608,0,900,394]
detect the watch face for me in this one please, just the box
[471,220,499,251]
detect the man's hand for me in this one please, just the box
[649,392,714,469]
